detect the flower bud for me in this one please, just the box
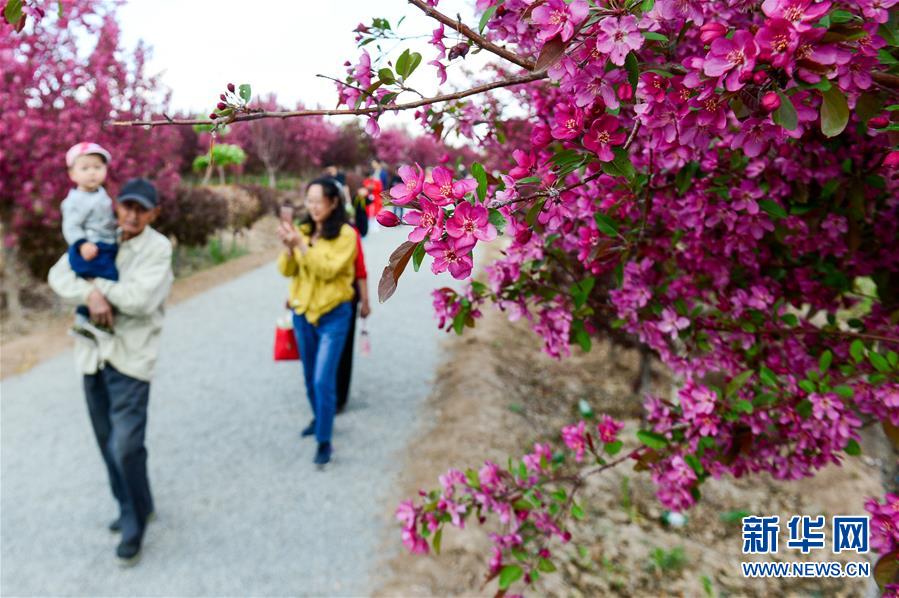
[208,113,218,120]
[515,228,533,245]
[217,102,227,110]
[699,22,727,45]
[761,92,780,112]
[220,93,227,101]
[448,42,470,61]
[376,211,400,227]
[753,70,769,85]
[884,151,899,169]
[617,83,634,101]
[869,115,889,129]
[227,83,235,93]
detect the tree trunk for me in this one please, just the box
[202,159,214,185]
[217,165,226,186]
[266,165,277,189]
[2,244,27,333]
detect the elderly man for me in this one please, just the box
[48,178,172,565]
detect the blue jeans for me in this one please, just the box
[293,302,353,443]
[82,364,153,543]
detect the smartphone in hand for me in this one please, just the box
[279,204,295,224]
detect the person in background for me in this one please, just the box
[388,166,404,220]
[277,178,357,467]
[336,229,371,413]
[361,176,383,220]
[370,158,389,192]
[324,164,350,207]
[353,186,371,238]
[48,178,172,566]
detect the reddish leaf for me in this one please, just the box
[874,551,899,590]
[378,241,418,303]
[535,36,566,72]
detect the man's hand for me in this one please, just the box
[360,299,371,319]
[79,242,99,261]
[86,288,114,328]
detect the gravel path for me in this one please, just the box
[1,226,443,597]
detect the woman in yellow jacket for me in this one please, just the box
[277,177,357,467]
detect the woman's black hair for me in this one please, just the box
[303,177,349,240]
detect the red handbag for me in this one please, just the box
[274,316,300,361]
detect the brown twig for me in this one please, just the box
[705,324,899,346]
[109,71,549,127]
[408,0,536,71]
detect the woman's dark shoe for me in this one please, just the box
[314,442,332,467]
[116,536,142,566]
[300,419,316,438]
[109,510,155,533]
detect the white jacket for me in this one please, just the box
[48,226,173,381]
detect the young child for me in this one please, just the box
[60,142,117,339]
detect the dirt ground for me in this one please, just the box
[0,216,282,379]
[374,304,893,597]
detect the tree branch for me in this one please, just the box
[108,71,548,127]
[408,0,536,71]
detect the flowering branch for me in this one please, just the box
[109,71,548,127]
[408,0,536,71]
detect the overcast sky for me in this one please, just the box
[117,0,485,127]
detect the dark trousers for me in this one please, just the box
[336,294,359,412]
[83,364,153,543]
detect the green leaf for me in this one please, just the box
[684,454,704,475]
[819,350,833,373]
[594,212,620,236]
[834,385,854,398]
[734,399,754,414]
[378,68,396,85]
[511,546,529,562]
[637,430,668,450]
[798,380,816,394]
[781,313,799,326]
[759,366,778,387]
[601,147,636,180]
[396,49,411,78]
[796,399,813,418]
[578,398,595,418]
[57,0,64,18]
[571,503,585,520]
[829,9,855,23]
[820,86,849,137]
[498,565,524,590]
[605,440,623,455]
[238,84,252,103]
[850,339,865,362]
[406,52,423,78]
[526,197,546,226]
[641,0,656,11]
[471,162,488,203]
[773,91,798,131]
[844,439,862,456]
[488,208,507,234]
[642,31,669,43]
[725,369,754,398]
[538,558,557,573]
[720,509,751,524]
[759,199,787,219]
[625,51,639,92]
[478,3,499,34]
[433,528,443,554]
[412,242,426,272]
[4,0,23,27]
[879,50,899,65]
[870,351,891,373]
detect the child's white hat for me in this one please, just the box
[66,142,112,168]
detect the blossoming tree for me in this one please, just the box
[9,0,899,593]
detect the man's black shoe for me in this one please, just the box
[109,511,155,533]
[314,442,332,468]
[300,419,316,438]
[116,536,142,566]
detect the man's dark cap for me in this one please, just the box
[117,178,158,209]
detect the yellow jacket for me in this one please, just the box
[278,223,357,325]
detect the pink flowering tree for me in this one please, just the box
[39,0,899,593]
[1,0,182,327]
